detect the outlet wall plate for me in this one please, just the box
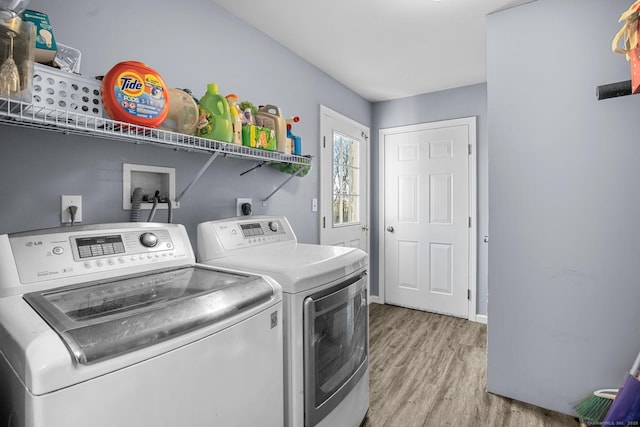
[61,195,82,223]
[236,198,252,216]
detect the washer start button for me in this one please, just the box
[52,246,64,255]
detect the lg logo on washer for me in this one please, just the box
[25,241,43,247]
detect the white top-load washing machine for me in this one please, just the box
[0,222,284,427]
[197,216,369,427]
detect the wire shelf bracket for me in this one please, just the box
[262,166,307,205]
[175,151,222,204]
[0,95,313,207]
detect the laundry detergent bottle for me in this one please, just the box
[225,93,242,145]
[256,104,288,153]
[197,83,233,143]
[102,61,170,128]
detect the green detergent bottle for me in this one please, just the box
[197,83,233,143]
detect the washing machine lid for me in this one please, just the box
[23,266,275,365]
[202,243,368,293]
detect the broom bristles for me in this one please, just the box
[575,394,615,422]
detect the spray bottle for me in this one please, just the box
[286,116,302,155]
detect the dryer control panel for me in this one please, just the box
[197,216,296,259]
[3,223,194,287]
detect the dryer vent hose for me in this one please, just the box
[130,187,143,222]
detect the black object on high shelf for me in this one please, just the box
[596,80,632,100]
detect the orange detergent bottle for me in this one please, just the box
[102,61,170,128]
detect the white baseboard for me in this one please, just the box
[368,297,487,324]
[369,295,382,305]
[475,314,487,324]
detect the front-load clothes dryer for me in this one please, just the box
[0,222,284,427]
[197,215,369,427]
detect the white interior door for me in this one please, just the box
[320,106,369,252]
[381,118,476,318]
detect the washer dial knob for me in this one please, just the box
[140,232,159,247]
[268,221,279,232]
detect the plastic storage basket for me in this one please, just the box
[54,43,82,73]
[30,63,102,120]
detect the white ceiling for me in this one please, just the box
[211,0,534,102]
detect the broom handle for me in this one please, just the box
[631,348,640,377]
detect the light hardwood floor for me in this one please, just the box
[362,303,579,427]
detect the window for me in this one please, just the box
[332,132,360,226]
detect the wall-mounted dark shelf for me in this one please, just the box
[596,80,633,100]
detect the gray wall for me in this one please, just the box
[487,0,640,415]
[371,84,489,315]
[0,0,371,245]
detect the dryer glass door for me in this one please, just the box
[303,271,368,426]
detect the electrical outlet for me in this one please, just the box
[236,198,252,216]
[61,195,82,224]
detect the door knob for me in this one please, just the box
[386,226,394,233]
[362,225,369,231]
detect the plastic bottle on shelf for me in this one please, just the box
[225,93,242,145]
[256,104,288,153]
[197,83,232,143]
[286,116,301,155]
[242,107,255,125]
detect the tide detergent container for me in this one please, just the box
[256,104,288,153]
[102,61,169,127]
[197,84,232,143]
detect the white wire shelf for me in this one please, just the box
[0,96,312,166]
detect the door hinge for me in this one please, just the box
[468,289,471,300]
[323,216,326,228]
[468,217,472,228]
[468,144,472,155]
[323,136,326,148]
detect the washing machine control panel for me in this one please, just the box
[6,223,192,286]
[72,230,173,261]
